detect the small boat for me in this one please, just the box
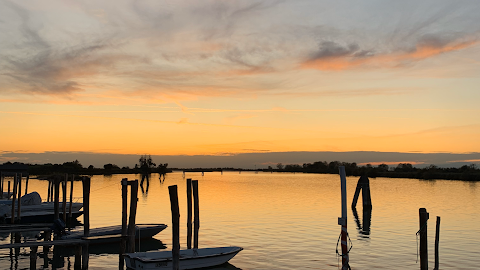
[4,211,84,223]
[125,246,243,270]
[62,223,168,244]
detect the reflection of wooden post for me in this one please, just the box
[119,178,128,270]
[62,174,67,220]
[43,230,51,268]
[82,176,91,270]
[69,175,74,220]
[434,216,441,270]
[168,185,180,270]
[74,245,82,270]
[17,174,22,222]
[186,178,193,249]
[30,246,38,270]
[127,180,138,253]
[11,174,17,224]
[192,180,200,249]
[419,208,429,270]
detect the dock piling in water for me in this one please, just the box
[127,180,138,253]
[351,175,372,209]
[82,176,91,270]
[419,208,429,270]
[338,166,350,270]
[434,216,441,270]
[169,185,180,270]
[11,174,18,224]
[186,178,193,249]
[192,180,200,249]
[119,178,128,270]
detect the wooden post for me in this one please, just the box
[25,175,30,196]
[434,216,441,270]
[54,177,60,221]
[74,245,82,270]
[82,176,91,270]
[69,175,74,220]
[192,180,200,249]
[127,180,138,253]
[47,180,51,202]
[62,174,67,220]
[119,178,128,270]
[50,179,54,202]
[351,177,362,209]
[30,246,37,270]
[419,208,429,270]
[168,185,180,270]
[7,180,11,199]
[186,178,193,249]
[0,173,2,199]
[17,174,22,222]
[338,166,349,270]
[11,174,17,224]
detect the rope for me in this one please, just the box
[335,232,353,270]
[415,219,428,263]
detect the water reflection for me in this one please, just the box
[352,207,372,238]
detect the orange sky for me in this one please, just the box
[1,0,480,162]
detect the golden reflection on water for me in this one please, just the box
[1,172,479,269]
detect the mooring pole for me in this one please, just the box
[62,174,68,221]
[69,175,74,221]
[419,208,429,270]
[54,177,60,221]
[119,178,128,270]
[434,216,441,270]
[47,180,51,202]
[7,181,11,199]
[192,180,200,249]
[338,166,349,270]
[17,174,22,222]
[127,180,138,253]
[82,176,91,270]
[11,174,17,224]
[168,185,180,270]
[25,175,29,196]
[186,178,193,249]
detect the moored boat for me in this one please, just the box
[125,246,243,270]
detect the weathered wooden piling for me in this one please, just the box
[11,174,18,224]
[7,180,10,199]
[434,216,441,270]
[338,166,350,270]
[25,175,29,196]
[168,185,180,270]
[47,180,51,202]
[54,177,60,221]
[119,178,128,270]
[351,175,372,209]
[63,174,68,220]
[17,174,22,222]
[192,180,200,249]
[419,208,429,270]
[186,178,193,249]
[127,180,138,253]
[50,179,54,202]
[0,173,3,199]
[82,176,91,270]
[69,175,74,220]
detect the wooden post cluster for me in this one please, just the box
[351,175,372,209]
[169,185,180,270]
[119,178,139,269]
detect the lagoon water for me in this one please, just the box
[1,172,479,269]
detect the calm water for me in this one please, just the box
[1,172,479,269]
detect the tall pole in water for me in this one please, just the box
[338,166,349,270]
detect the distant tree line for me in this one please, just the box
[268,161,480,181]
[2,156,171,177]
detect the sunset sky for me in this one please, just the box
[1,0,480,167]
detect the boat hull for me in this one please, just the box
[125,246,242,270]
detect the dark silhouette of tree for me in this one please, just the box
[276,163,284,170]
